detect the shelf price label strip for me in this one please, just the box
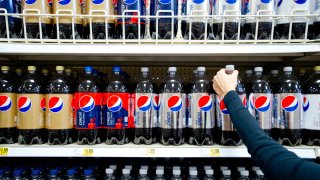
[210,148,221,157]
[145,148,156,156]
[82,148,94,156]
[0,147,9,156]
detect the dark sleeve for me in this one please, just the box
[223,90,320,180]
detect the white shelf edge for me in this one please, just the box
[0,144,317,158]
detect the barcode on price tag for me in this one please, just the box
[145,148,156,156]
[0,147,9,156]
[82,148,94,156]
[210,148,220,157]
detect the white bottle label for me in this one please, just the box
[303,94,320,130]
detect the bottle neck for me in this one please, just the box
[2,70,8,74]
[169,71,175,77]
[198,71,205,78]
[57,70,63,75]
[142,72,148,78]
[255,72,262,76]
[29,70,35,74]
[284,71,292,76]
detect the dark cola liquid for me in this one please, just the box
[220,131,242,146]
[314,21,320,39]
[0,127,17,144]
[161,128,184,145]
[106,129,128,145]
[52,23,83,39]
[184,22,211,40]
[18,129,47,144]
[0,21,23,38]
[77,129,102,145]
[244,22,272,40]
[48,129,75,145]
[276,23,307,39]
[150,21,178,39]
[188,128,214,146]
[152,127,160,143]
[25,23,52,39]
[85,23,116,39]
[134,128,153,145]
[302,129,320,146]
[278,129,301,146]
[212,22,239,40]
[116,24,145,39]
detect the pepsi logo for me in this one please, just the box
[158,0,171,4]
[192,0,205,4]
[79,95,95,112]
[0,96,12,112]
[41,97,46,112]
[107,95,122,112]
[137,96,152,112]
[198,95,212,112]
[92,0,104,4]
[249,94,254,110]
[281,95,299,112]
[260,0,271,3]
[294,0,306,5]
[18,96,32,113]
[153,95,160,111]
[219,100,229,114]
[225,0,236,4]
[254,96,270,112]
[47,0,52,7]
[71,97,75,112]
[58,0,71,5]
[303,96,309,112]
[167,95,182,112]
[123,0,137,5]
[25,0,37,5]
[49,97,64,113]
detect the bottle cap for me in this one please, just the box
[156,169,164,175]
[204,166,211,170]
[65,68,72,74]
[205,169,214,175]
[314,66,320,71]
[113,66,121,72]
[139,169,147,175]
[67,169,75,176]
[254,67,263,72]
[168,67,177,72]
[189,166,197,170]
[28,66,36,71]
[283,66,293,72]
[105,168,113,174]
[173,166,180,170]
[252,166,260,171]
[237,167,245,172]
[220,166,228,171]
[156,166,164,170]
[14,169,22,177]
[1,66,9,71]
[84,169,92,176]
[56,66,64,71]
[197,66,205,72]
[124,165,132,170]
[299,69,306,74]
[271,70,278,75]
[172,169,181,175]
[42,69,48,74]
[256,170,264,176]
[50,169,58,176]
[193,69,198,74]
[141,67,149,72]
[32,169,40,176]
[190,170,197,176]
[240,170,249,176]
[245,70,252,75]
[222,170,231,176]
[16,68,22,73]
[122,168,130,174]
[84,66,92,73]
[225,65,235,71]
[109,165,117,170]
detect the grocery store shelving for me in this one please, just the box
[0,144,317,159]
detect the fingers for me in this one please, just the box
[233,70,239,77]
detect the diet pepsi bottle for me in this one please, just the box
[188,67,215,145]
[315,1,320,39]
[0,0,22,38]
[273,66,302,146]
[104,66,131,144]
[0,66,18,144]
[268,69,280,140]
[46,66,75,145]
[75,66,103,145]
[160,67,184,145]
[248,67,272,136]
[302,66,320,146]
[134,67,155,144]
[150,0,178,39]
[17,66,46,144]
[216,65,245,145]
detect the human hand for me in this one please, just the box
[212,68,239,97]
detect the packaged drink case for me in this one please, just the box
[188,67,215,145]
[74,66,103,145]
[86,0,116,39]
[276,0,312,39]
[248,67,272,136]
[242,0,275,40]
[115,0,146,39]
[0,66,18,144]
[17,66,46,144]
[314,0,320,39]
[302,66,320,146]
[0,0,23,38]
[21,0,53,39]
[212,0,241,40]
[104,66,131,144]
[46,66,75,145]
[216,65,245,146]
[160,67,185,145]
[150,0,178,39]
[272,66,302,146]
[184,0,212,40]
[52,0,83,39]
[133,67,155,144]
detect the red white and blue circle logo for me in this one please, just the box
[49,97,64,113]
[242,96,247,108]
[107,95,122,112]
[25,0,37,5]
[303,96,309,112]
[294,0,307,5]
[71,97,75,112]
[58,0,71,5]
[0,95,12,112]
[254,95,270,112]
[219,99,229,114]
[158,0,171,4]
[281,95,299,112]
[79,95,95,112]
[18,96,32,113]
[249,94,254,110]
[47,0,52,7]
[137,95,152,112]
[260,0,271,3]
[198,95,212,112]
[167,95,182,112]
[41,97,46,112]
[92,0,104,4]
[124,0,137,5]
[226,0,236,4]
[153,95,160,111]
[192,0,205,4]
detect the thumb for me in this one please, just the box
[232,70,239,78]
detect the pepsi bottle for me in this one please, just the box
[315,2,320,39]
[0,66,18,144]
[273,66,302,146]
[150,0,178,39]
[302,66,320,146]
[216,65,245,145]
[248,67,272,136]
[134,67,155,144]
[188,67,214,145]
[75,66,103,145]
[17,66,46,144]
[160,67,184,145]
[104,66,131,144]
[46,66,75,145]
[0,0,22,38]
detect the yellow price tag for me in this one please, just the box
[210,148,220,157]
[82,148,94,156]
[0,147,9,156]
[145,148,156,156]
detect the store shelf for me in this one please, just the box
[0,144,316,158]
